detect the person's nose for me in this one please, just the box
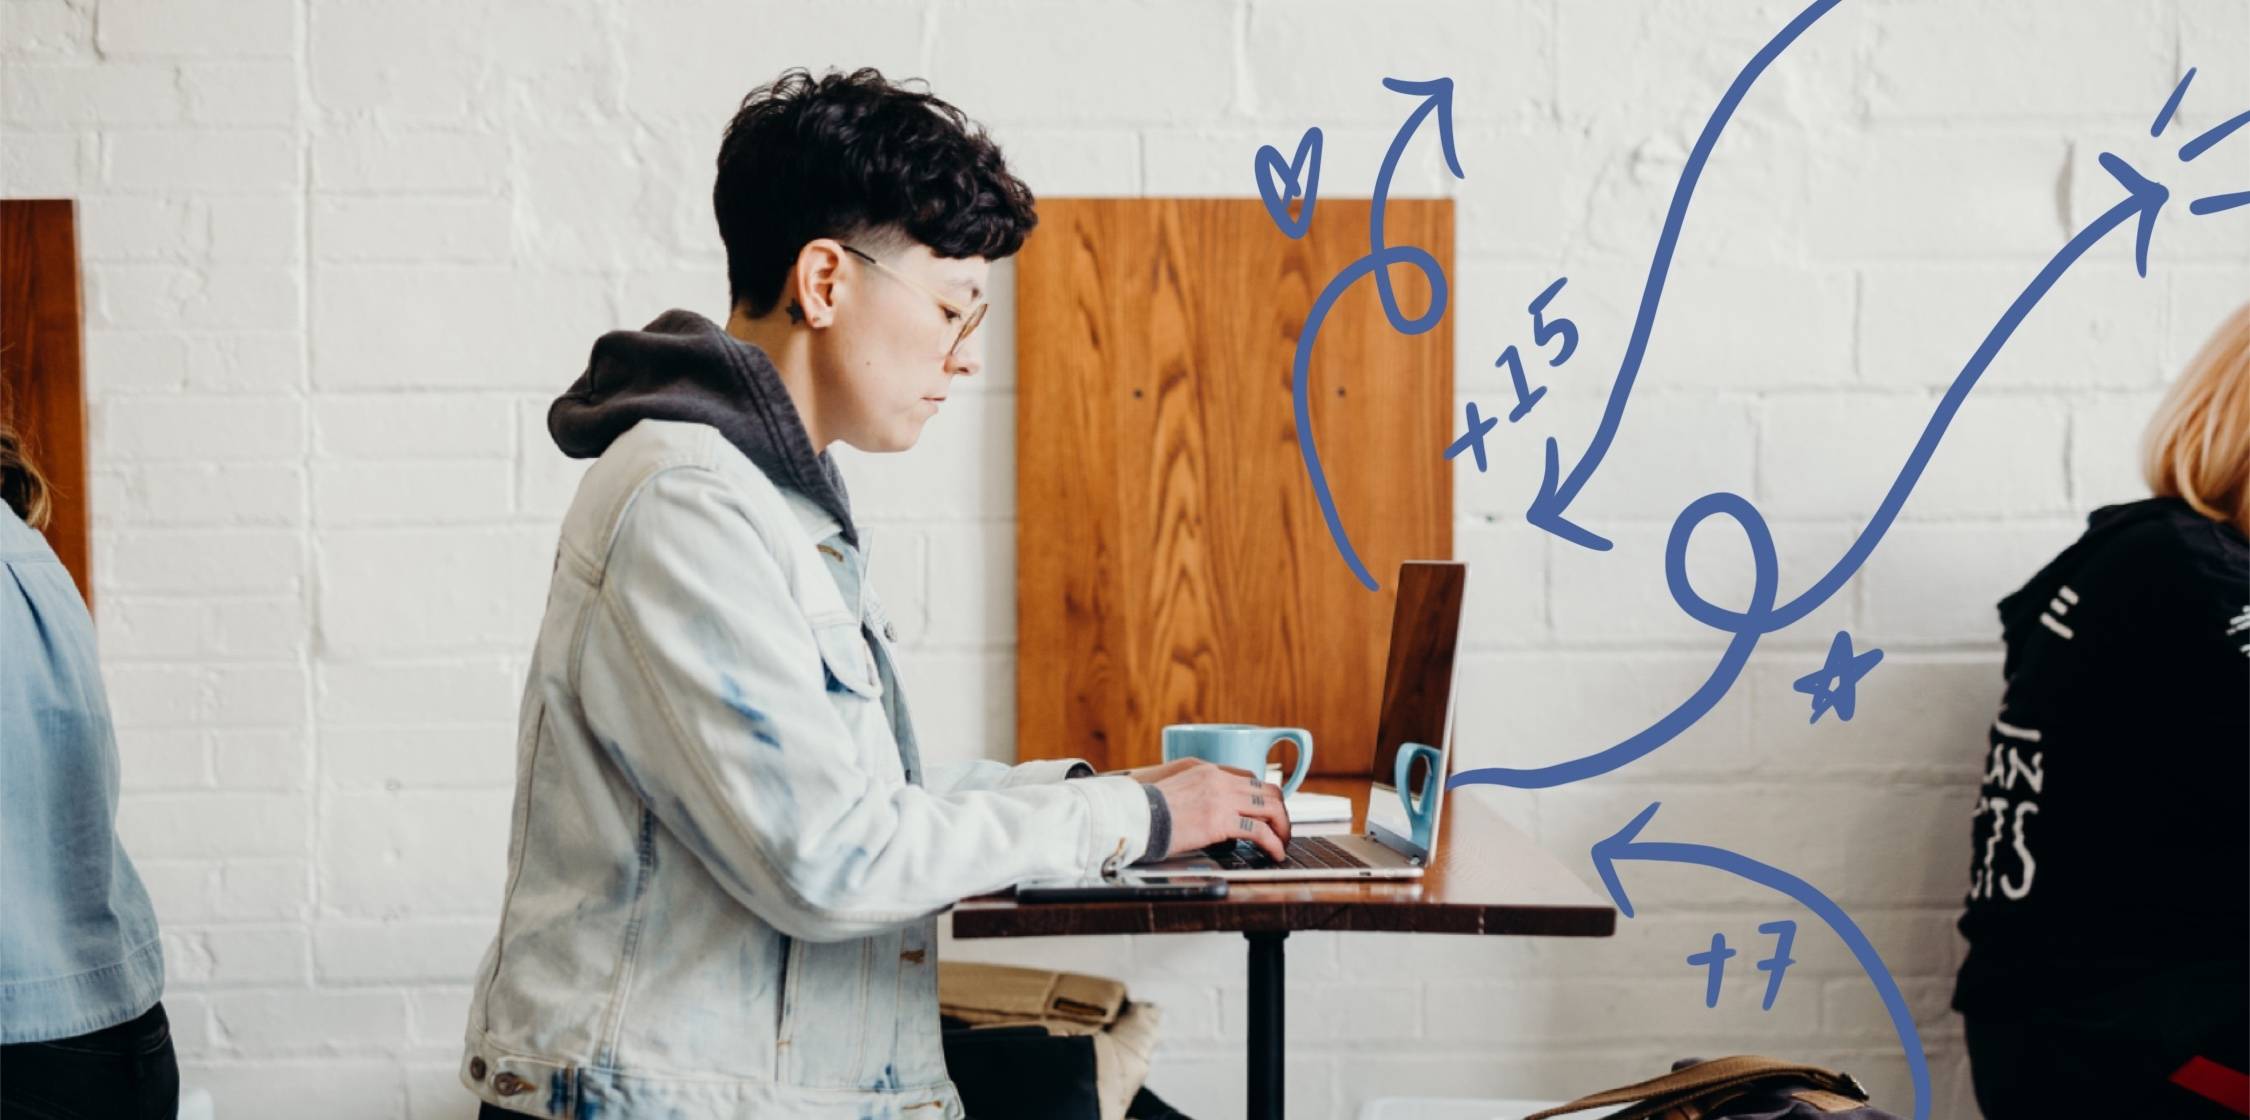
[947,336,982,379]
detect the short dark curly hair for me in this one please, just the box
[713,67,1038,317]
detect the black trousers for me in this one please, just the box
[0,1000,179,1120]
[1964,961,2249,1119]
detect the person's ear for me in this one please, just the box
[788,240,846,329]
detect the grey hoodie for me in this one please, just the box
[549,308,859,544]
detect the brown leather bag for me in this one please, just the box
[937,961,1162,1120]
[1525,1055,1897,1120]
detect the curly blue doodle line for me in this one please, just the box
[1451,142,2175,787]
[1458,46,2238,1120]
[1524,0,1847,551]
[1449,39,2248,791]
[1279,78,1464,592]
[1256,18,2242,1112]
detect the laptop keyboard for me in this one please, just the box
[1205,835,1369,871]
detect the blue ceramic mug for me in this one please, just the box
[1393,742,1443,851]
[1161,724,1313,796]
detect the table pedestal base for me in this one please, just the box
[1247,930,1287,1120]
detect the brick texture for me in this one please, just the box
[6,3,2240,1117]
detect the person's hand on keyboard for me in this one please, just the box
[1202,839,1278,867]
[1152,761,1292,862]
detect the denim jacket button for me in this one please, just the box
[883,620,898,642]
[468,1056,487,1081]
[492,1072,531,1095]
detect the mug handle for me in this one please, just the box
[1266,729,1313,797]
[1394,742,1443,849]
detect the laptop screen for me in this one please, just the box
[1362,561,1468,856]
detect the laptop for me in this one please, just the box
[1139,560,1467,881]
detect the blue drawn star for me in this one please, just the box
[1793,630,1883,725]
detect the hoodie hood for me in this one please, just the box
[550,308,856,544]
[1994,495,2235,628]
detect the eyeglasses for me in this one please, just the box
[838,243,987,362]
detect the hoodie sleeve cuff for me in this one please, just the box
[1131,785,1172,864]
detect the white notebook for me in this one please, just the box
[1265,764,1353,829]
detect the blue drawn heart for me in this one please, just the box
[1254,127,1323,239]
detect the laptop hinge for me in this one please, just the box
[1364,823,1426,865]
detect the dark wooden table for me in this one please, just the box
[951,779,1617,1120]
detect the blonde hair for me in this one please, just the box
[0,422,50,530]
[2142,302,2250,535]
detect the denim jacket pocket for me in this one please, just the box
[777,930,909,1092]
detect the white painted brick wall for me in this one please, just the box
[6,2,2242,1116]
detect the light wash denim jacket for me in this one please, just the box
[460,418,1155,1118]
[0,505,166,1042]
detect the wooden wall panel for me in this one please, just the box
[0,199,91,608]
[1016,198,1452,777]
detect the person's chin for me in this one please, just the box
[881,415,930,452]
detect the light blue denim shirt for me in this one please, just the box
[0,505,164,1043]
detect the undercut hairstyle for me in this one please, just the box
[713,67,1038,318]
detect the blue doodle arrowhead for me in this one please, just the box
[1792,629,1884,724]
[2094,150,2168,278]
[1254,127,1324,239]
[1377,76,1464,194]
[1590,800,1664,919]
[1589,800,1932,1120]
[1528,436,1612,551]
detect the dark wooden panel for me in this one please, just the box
[0,199,91,608]
[950,779,1616,939]
[1016,199,1453,776]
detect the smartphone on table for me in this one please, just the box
[1013,874,1229,903]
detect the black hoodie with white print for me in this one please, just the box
[1953,496,2248,1015]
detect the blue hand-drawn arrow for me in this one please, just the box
[1453,123,2175,792]
[1368,77,1464,326]
[1526,0,1845,552]
[1289,77,1465,591]
[1592,802,1931,1120]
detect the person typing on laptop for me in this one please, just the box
[459,67,1287,1120]
[1143,561,1468,882]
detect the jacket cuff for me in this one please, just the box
[1063,765,1166,863]
[1010,758,1095,786]
[1064,775,1156,872]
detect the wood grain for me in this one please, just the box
[1016,199,1453,776]
[0,199,91,608]
[950,779,1616,939]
